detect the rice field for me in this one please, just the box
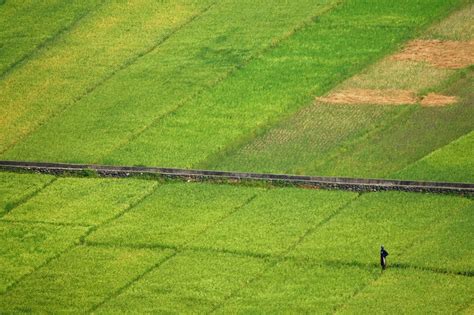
[0,173,472,313]
[2,0,471,184]
[0,1,473,313]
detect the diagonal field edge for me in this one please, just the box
[96,1,343,163]
[0,160,472,194]
[0,2,217,156]
[0,1,106,81]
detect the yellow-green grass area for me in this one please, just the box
[0,0,97,76]
[1,177,157,226]
[0,172,54,215]
[212,3,473,181]
[1,0,464,167]
[0,221,87,294]
[1,0,340,162]
[395,131,474,183]
[1,246,174,313]
[0,0,215,153]
[0,172,472,312]
[336,269,473,314]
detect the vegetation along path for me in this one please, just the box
[0,160,472,195]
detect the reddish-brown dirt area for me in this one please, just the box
[317,89,417,105]
[420,93,459,106]
[392,39,474,69]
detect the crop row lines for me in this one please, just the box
[208,193,362,313]
[87,250,178,313]
[0,218,90,228]
[0,1,106,81]
[0,1,217,156]
[96,0,344,164]
[329,219,460,314]
[0,178,163,296]
[0,177,57,219]
[0,237,80,296]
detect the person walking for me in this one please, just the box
[380,245,389,270]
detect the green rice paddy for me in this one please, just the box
[1,0,471,183]
[0,0,473,313]
[0,173,472,313]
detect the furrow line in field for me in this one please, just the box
[0,177,57,219]
[209,193,362,313]
[285,194,361,254]
[83,241,473,278]
[0,1,217,156]
[78,183,162,245]
[456,296,474,314]
[314,105,418,175]
[184,194,259,246]
[0,219,91,228]
[87,251,178,313]
[0,0,106,81]
[0,182,163,295]
[96,1,344,163]
[0,234,84,296]
[329,209,469,314]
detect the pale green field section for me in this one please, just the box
[96,251,269,313]
[189,189,356,256]
[0,172,54,215]
[315,71,474,180]
[87,183,258,248]
[337,269,474,314]
[2,177,157,225]
[217,261,378,314]
[0,246,174,313]
[423,2,473,41]
[290,191,472,271]
[0,0,96,75]
[398,203,473,274]
[0,173,472,312]
[209,103,404,175]
[0,222,87,294]
[0,0,214,153]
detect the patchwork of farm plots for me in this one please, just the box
[0,172,472,313]
[1,1,473,314]
[1,0,472,183]
[210,3,474,181]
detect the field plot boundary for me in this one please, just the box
[0,161,472,195]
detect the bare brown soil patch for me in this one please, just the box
[317,89,417,105]
[392,40,474,69]
[420,93,458,107]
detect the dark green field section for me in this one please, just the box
[1,0,471,183]
[0,172,472,312]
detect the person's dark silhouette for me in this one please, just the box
[380,245,389,270]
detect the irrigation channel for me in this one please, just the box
[0,160,472,195]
